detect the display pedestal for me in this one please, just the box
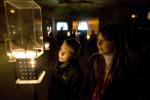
[16,71,45,100]
[16,71,46,84]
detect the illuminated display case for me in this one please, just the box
[4,0,43,61]
[4,0,45,84]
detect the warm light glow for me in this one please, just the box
[12,30,16,34]
[131,14,137,18]
[10,9,15,13]
[30,59,35,68]
[67,31,71,36]
[7,49,43,59]
[72,20,78,30]
[48,31,51,35]
[147,11,150,20]
[44,42,50,50]
[47,26,51,31]
[47,26,51,36]
[86,34,90,40]
[7,54,16,62]
[39,36,43,40]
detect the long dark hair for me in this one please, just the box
[99,24,135,85]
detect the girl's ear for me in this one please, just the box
[73,55,77,59]
[71,53,78,59]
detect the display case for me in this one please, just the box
[4,0,43,61]
[4,0,45,84]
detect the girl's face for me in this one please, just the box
[58,42,74,63]
[97,33,114,55]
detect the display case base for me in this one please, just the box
[16,71,45,84]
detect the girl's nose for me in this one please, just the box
[97,40,102,46]
[60,52,64,56]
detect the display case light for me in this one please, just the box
[7,49,43,60]
[16,71,46,84]
[10,9,15,13]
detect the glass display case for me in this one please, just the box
[4,0,45,84]
[4,0,43,61]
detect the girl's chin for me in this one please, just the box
[59,58,64,62]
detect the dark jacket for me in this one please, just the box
[81,52,138,100]
[48,59,83,100]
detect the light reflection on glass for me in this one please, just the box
[7,49,43,59]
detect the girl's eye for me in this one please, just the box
[101,39,108,43]
[66,52,71,56]
[97,39,105,43]
[101,40,105,42]
[60,48,62,51]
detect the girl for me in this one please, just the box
[48,38,83,100]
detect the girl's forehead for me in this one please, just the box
[97,33,105,39]
[62,42,70,48]
[62,42,74,53]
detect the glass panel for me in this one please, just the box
[5,0,40,9]
[4,0,43,60]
